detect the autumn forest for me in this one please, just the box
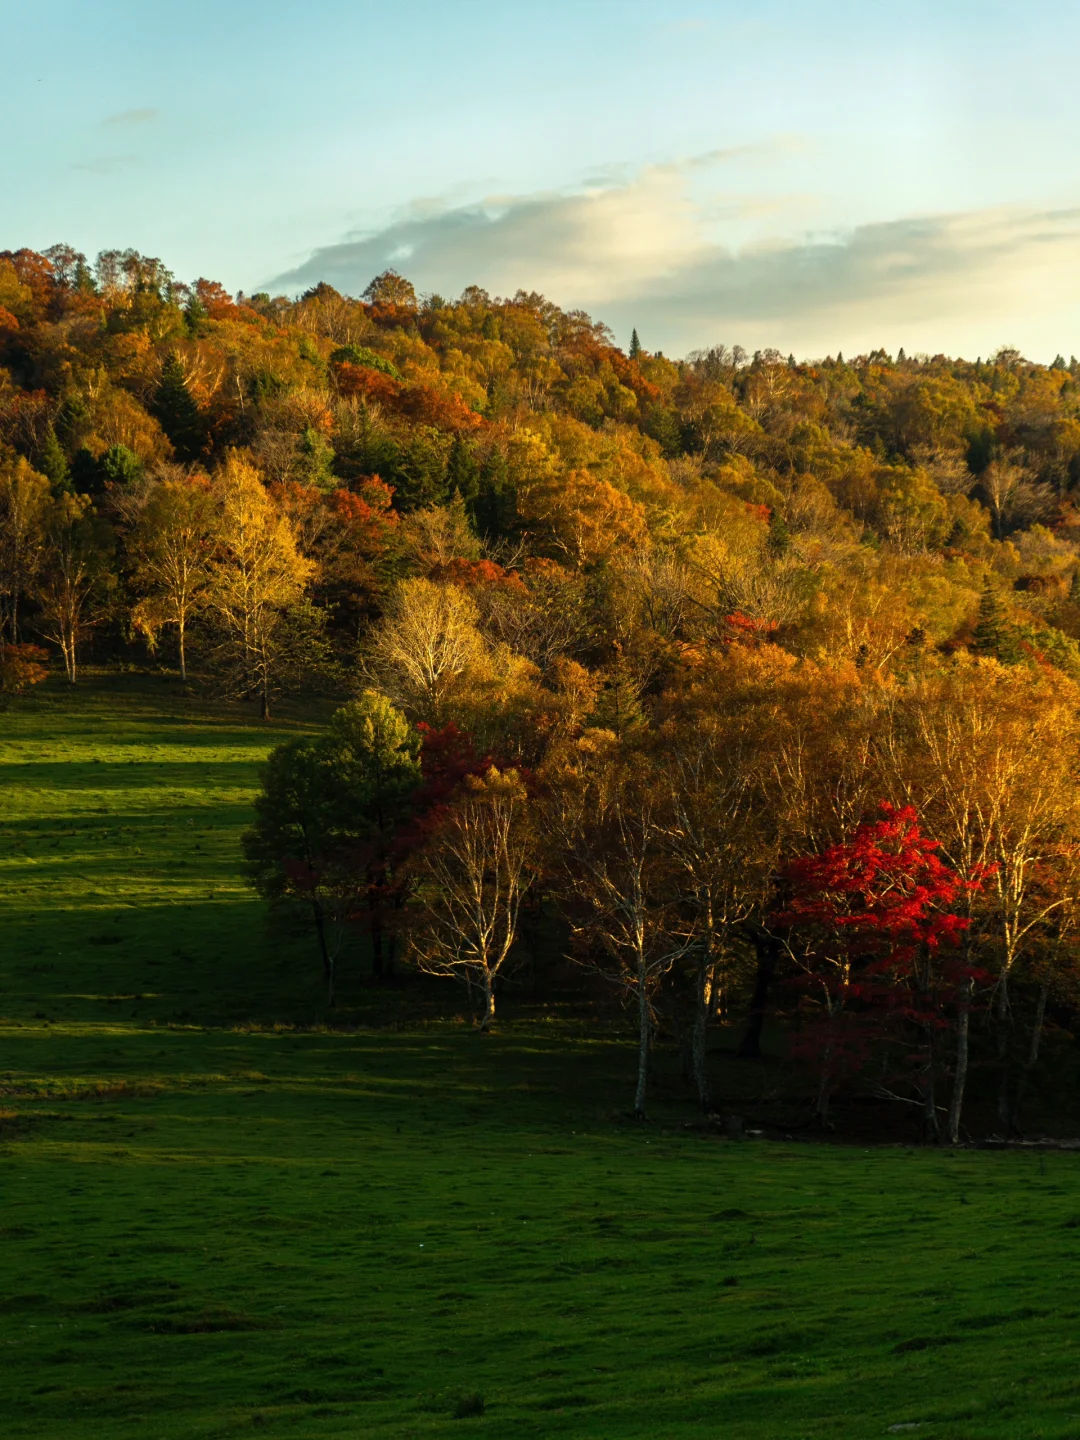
[4,241,1080,1145]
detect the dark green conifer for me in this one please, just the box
[447,434,480,507]
[99,445,143,489]
[39,423,70,493]
[153,352,203,461]
[971,582,1021,663]
[629,328,641,360]
[184,292,208,335]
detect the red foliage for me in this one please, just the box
[333,362,402,406]
[414,723,492,811]
[777,804,989,1109]
[192,278,261,323]
[561,333,662,405]
[366,301,418,329]
[394,382,484,432]
[0,249,56,319]
[778,804,977,976]
[0,306,20,331]
[721,612,778,648]
[333,362,483,433]
[429,558,526,593]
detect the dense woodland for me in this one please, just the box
[5,242,1080,1141]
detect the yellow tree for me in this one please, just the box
[206,453,314,718]
[125,468,215,681]
[0,454,50,647]
[889,659,1080,1140]
[521,470,649,569]
[34,493,115,683]
[365,577,485,724]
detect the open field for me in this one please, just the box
[3,677,1080,1439]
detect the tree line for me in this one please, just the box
[4,242,1080,1137]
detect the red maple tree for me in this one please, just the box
[777,803,986,1129]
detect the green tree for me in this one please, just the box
[971,583,1021,664]
[99,444,144,489]
[629,328,641,360]
[153,352,203,462]
[243,693,420,995]
[39,424,70,493]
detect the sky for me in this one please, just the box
[4,0,1080,360]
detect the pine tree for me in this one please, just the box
[39,423,70,493]
[1069,567,1080,606]
[296,427,335,489]
[184,292,208,335]
[629,328,641,360]
[153,352,203,461]
[446,434,480,507]
[971,582,1021,663]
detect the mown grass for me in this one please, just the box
[3,674,1080,1439]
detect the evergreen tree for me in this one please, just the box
[184,291,208,335]
[446,434,480,507]
[971,582,1021,663]
[629,328,641,360]
[98,445,143,489]
[1069,567,1080,606]
[296,426,336,489]
[153,352,203,461]
[468,450,517,538]
[39,424,70,493]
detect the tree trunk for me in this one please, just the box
[738,931,778,1059]
[692,948,712,1111]
[479,973,496,1030]
[178,620,187,683]
[311,899,334,1005]
[634,962,650,1117]
[947,977,972,1145]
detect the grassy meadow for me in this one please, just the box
[3,676,1080,1439]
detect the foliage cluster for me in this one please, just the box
[6,244,1080,1138]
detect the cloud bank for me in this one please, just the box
[265,165,1080,361]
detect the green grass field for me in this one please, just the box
[4,675,1080,1439]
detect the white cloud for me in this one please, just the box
[264,164,1080,362]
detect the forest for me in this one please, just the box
[4,241,1080,1145]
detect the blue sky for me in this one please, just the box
[4,0,1079,358]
